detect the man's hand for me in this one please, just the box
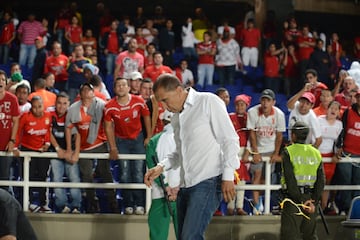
[144,165,163,187]
[109,148,119,160]
[222,180,236,203]
[303,199,315,214]
[270,153,282,163]
[252,154,262,164]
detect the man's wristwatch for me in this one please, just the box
[9,139,15,143]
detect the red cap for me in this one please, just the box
[234,94,252,106]
[35,36,43,42]
[300,92,315,104]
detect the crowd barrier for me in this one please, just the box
[0,151,359,214]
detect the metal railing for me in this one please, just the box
[0,151,359,214]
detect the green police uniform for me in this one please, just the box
[280,143,325,240]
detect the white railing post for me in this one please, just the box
[264,161,272,214]
[23,155,30,211]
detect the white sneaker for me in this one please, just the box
[124,207,134,215]
[72,208,81,214]
[40,205,52,213]
[29,204,40,213]
[61,206,71,213]
[135,206,145,215]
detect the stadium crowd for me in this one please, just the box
[0,1,360,217]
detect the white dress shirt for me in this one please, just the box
[161,88,240,188]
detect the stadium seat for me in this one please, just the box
[341,196,360,228]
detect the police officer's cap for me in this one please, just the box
[291,121,309,141]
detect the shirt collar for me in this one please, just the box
[182,87,194,112]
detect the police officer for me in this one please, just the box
[280,121,325,240]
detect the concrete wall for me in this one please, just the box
[28,213,347,240]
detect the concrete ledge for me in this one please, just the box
[28,213,346,240]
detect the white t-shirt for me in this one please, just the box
[288,101,322,144]
[247,104,286,153]
[317,115,343,154]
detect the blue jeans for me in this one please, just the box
[116,134,145,208]
[0,44,11,64]
[50,158,81,210]
[0,156,13,190]
[334,152,360,211]
[177,175,222,240]
[106,53,117,76]
[197,64,214,88]
[216,65,236,86]
[19,43,36,69]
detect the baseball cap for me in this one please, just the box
[161,110,174,122]
[79,82,94,91]
[223,27,230,33]
[260,89,275,100]
[234,94,252,106]
[83,63,96,75]
[300,92,315,104]
[130,71,143,80]
[35,36,43,42]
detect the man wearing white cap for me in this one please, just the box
[129,71,143,95]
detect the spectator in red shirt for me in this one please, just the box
[305,69,328,108]
[283,17,300,47]
[145,42,156,67]
[14,96,52,213]
[65,15,83,54]
[283,44,299,96]
[65,83,118,213]
[102,20,123,76]
[143,51,173,83]
[0,11,16,64]
[331,33,342,69]
[297,25,315,80]
[240,19,261,68]
[264,43,285,93]
[53,3,71,46]
[104,77,151,215]
[0,70,20,190]
[334,75,358,111]
[82,28,97,50]
[44,41,69,92]
[196,31,216,88]
[28,78,57,112]
[135,27,148,57]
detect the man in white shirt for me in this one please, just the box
[247,89,286,214]
[145,73,240,240]
[287,85,322,147]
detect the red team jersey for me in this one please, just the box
[197,42,216,64]
[66,25,82,43]
[0,92,20,150]
[44,54,69,82]
[104,95,150,139]
[16,111,51,150]
[143,65,173,83]
[67,106,106,151]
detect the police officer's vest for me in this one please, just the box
[281,144,322,189]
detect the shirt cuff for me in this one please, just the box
[222,168,235,181]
